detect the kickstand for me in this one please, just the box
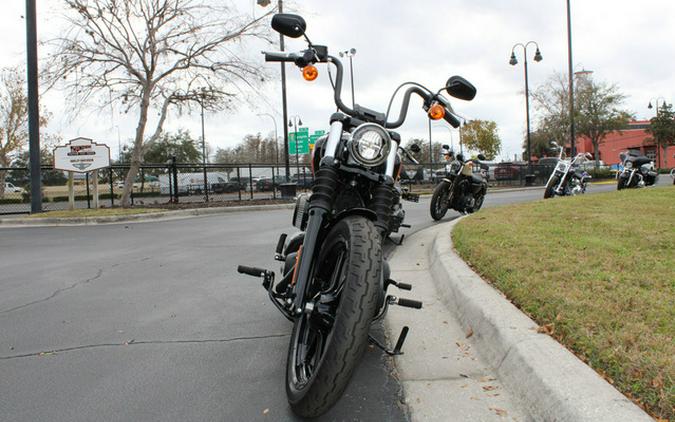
[368,326,409,356]
[397,234,405,246]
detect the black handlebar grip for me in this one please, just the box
[396,282,412,291]
[237,265,266,277]
[443,111,461,128]
[263,51,293,63]
[397,298,423,309]
[275,233,287,255]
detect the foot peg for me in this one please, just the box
[396,297,422,309]
[369,326,410,356]
[387,279,412,291]
[237,265,273,289]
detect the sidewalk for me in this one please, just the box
[385,220,652,422]
[385,226,530,421]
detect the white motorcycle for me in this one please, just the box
[544,142,593,199]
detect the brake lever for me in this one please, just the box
[399,147,419,165]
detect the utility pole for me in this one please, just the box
[567,0,576,157]
[25,0,42,213]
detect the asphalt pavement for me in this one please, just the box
[0,181,665,422]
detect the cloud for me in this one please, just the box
[1,0,673,161]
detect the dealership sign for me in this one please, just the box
[54,137,110,172]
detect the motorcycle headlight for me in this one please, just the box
[349,123,390,167]
[624,161,632,169]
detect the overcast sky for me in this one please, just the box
[1,0,674,161]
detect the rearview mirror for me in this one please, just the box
[445,76,477,101]
[271,14,306,38]
[442,144,450,150]
[550,141,559,148]
[477,154,487,161]
[409,144,421,153]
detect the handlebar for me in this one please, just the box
[262,48,461,129]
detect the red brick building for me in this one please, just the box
[573,120,674,168]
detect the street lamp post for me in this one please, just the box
[510,41,543,173]
[455,116,471,155]
[257,113,279,176]
[433,124,454,151]
[258,0,290,180]
[289,115,302,182]
[339,48,357,107]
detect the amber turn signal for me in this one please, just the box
[428,103,445,120]
[302,65,318,81]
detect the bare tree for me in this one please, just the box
[576,77,632,168]
[531,72,632,167]
[0,67,49,198]
[46,0,272,206]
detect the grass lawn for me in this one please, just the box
[452,186,674,419]
[27,208,161,219]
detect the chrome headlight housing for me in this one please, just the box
[556,161,568,172]
[624,161,633,169]
[349,123,391,167]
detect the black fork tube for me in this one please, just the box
[292,163,340,312]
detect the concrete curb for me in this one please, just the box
[428,218,652,422]
[0,203,295,228]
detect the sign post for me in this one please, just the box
[54,138,110,209]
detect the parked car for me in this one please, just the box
[4,182,24,193]
[291,174,314,189]
[256,177,287,192]
[578,160,607,170]
[494,163,522,180]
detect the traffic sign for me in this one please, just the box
[309,130,326,147]
[288,133,309,154]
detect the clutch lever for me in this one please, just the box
[399,147,419,165]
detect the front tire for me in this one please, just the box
[472,188,486,212]
[286,216,382,418]
[544,176,559,199]
[430,181,450,220]
[617,176,627,190]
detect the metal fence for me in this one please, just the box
[0,161,555,215]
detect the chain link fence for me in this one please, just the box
[1,161,556,215]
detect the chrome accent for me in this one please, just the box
[324,120,344,159]
[385,139,399,178]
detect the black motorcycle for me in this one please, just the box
[617,151,658,189]
[430,150,488,220]
[237,13,476,417]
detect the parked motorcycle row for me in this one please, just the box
[236,13,665,418]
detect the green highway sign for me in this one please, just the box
[288,128,327,154]
[309,130,326,147]
[289,141,309,155]
[288,132,309,154]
